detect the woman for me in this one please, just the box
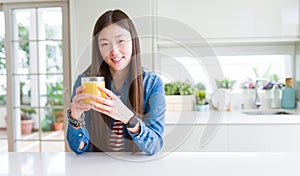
[67,9,166,155]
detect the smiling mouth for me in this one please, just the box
[112,57,123,61]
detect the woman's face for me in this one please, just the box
[98,23,133,73]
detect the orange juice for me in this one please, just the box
[81,77,105,104]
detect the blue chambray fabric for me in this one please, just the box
[67,69,166,155]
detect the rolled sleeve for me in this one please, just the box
[128,118,163,155]
[67,123,90,154]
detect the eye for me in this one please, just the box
[119,40,125,44]
[100,43,109,47]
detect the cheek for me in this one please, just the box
[122,41,133,56]
[99,47,109,59]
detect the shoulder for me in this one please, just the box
[142,68,163,86]
[75,66,91,82]
[142,68,164,94]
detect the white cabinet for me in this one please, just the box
[162,125,228,152]
[228,125,300,152]
[157,0,299,39]
[163,123,300,152]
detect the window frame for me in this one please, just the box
[3,1,70,152]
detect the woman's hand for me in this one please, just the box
[70,85,93,119]
[89,86,134,124]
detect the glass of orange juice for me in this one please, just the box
[81,77,106,104]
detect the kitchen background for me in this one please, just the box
[0,0,299,152]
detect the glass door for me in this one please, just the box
[4,2,70,152]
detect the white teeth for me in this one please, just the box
[112,57,122,61]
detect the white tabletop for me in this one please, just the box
[1,152,300,176]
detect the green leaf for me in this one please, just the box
[164,82,194,95]
[262,64,272,78]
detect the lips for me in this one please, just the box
[112,57,122,61]
[111,57,124,64]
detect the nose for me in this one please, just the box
[110,44,121,58]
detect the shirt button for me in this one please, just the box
[78,133,83,137]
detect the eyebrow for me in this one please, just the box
[115,34,126,38]
[98,34,127,41]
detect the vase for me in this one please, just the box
[194,104,210,112]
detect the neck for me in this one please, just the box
[110,66,130,91]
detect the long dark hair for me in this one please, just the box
[84,9,143,152]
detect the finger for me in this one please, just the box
[72,102,92,109]
[91,106,111,117]
[89,95,114,106]
[91,104,111,115]
[72,93,93,103]
[106,95,112,100]
[97,86,115,99]
[76,85,86,95]
[90,101,113,112]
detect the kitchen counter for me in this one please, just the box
[1,152,300,176]
[165,110,300,125]
[163,110,300,152]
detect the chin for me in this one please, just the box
[111,65,126,72]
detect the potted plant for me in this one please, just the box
[164,82,195,111]
[45,82,64,131]
[53,111,64,130]
[20,108,36,134]
[215,78,236,90]
[240,65,283,109]
[194,83,210,112]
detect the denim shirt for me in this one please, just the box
[67,69,166,155]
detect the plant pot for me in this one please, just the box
[194,104,210,112]
[21,119,34,134]
[165,95,194,111]
[53,122,64,131]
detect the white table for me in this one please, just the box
[1,152,300,176]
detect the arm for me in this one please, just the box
[66,75,91,154]
[127,77,166,155]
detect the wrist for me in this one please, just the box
[70,109,84,120]
[123,111,134,124]
[124,115,139,129]
[127,121,140,134]
[67,109,85,128]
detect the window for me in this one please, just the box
[156,44,295,94]
[217,55,292,90]
[4,2,70,152]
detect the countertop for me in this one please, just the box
[1,152,300,176]
[165,109,300,125]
